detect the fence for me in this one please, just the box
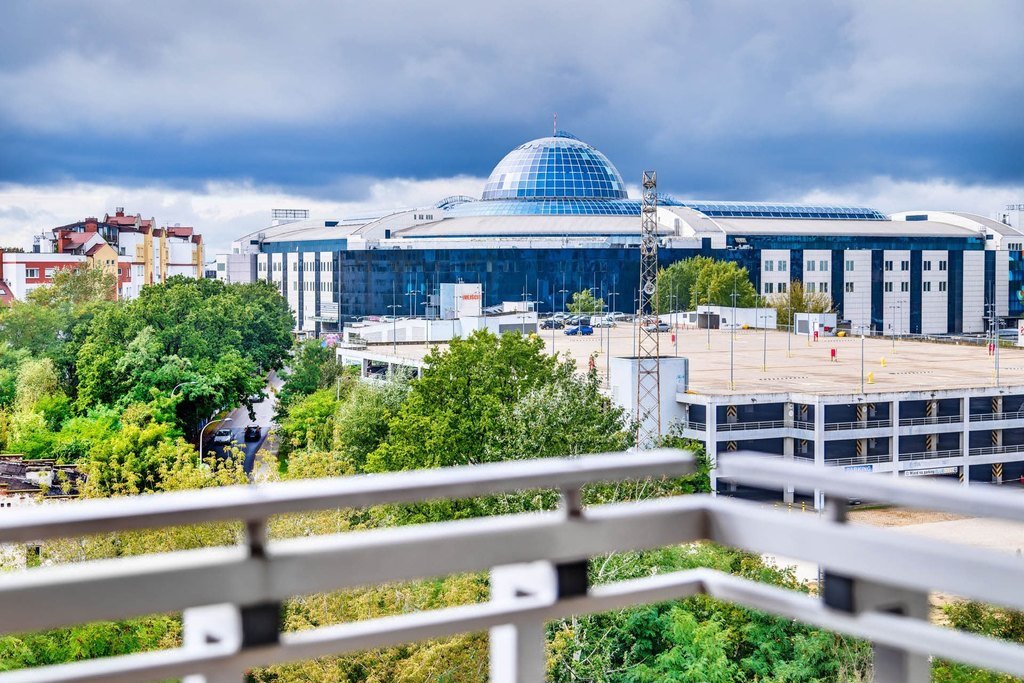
[0,449,1022,682]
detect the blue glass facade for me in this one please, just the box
[481,133,627,200]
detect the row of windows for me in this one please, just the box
[806,282,829,293]
[289,281,335,292]
[763,260,788,272]
[762,282,788,294]
[805,260,829,272]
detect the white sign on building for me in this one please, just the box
[439,282,483,319]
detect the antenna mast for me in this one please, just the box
[635,170,661,449]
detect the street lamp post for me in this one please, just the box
[729,284,739,391]
[199,416,232,467]
[761,301,768,372]
[387,302,402,354]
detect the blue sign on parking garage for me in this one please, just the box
[844,465,873,472]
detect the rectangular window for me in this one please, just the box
[764,261,773,272]
[806,261,815,272]
[845,260,855,271]
[939,281,947,292]
[820,260,829,272]
[939,260,947,271]
[901,281,909,292]
[44,267,55,278]
[820,282,828,293]
[884,260,893,271]
[764,282,774,294]
[807,282,816,293]
[778,260,787,272]
[845,282,854,293]
[778,282,787,293]
[924,261,932,271]
[884,282,893,292]
[26,268,39,278]
[923,281,931,292]
[901,260,909,271]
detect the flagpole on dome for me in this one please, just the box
[553,112,557,137]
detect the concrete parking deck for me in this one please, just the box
[356,327,1024,396]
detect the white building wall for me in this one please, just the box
[286,253,300,328]
[302,252,316,332]
[759,249,790,298]
[801,249,832,298]
[920,250,948,334]
[843,249,872,330]
[996,251,1009,317]
[963,251,986,333]
[882,250,911,336]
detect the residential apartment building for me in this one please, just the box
[0,208,204,303]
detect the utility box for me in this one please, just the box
[608,356,689,437]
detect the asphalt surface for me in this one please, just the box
[205,372,283,474]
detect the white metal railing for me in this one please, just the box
[0,450,1023,682]
[718,419,812,432]
[899,448,963,462]
[969,410,1024,423]
[824,454,894,467]
[825,419,892,431]
[969,443,1024,457]
[898,415,963,427]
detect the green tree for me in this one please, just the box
[277,389,339,458]
[332,379,408,472]
[657,258,757,313]
[276,339,352,419]
[767,280,834,330]
[366,330,558,472]
[567,289,605,315]
[74,277,292,437]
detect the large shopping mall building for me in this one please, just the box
[229,132,1024,336]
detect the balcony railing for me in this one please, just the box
[718,419,813,432]
[823,453,895,467]
[969,410,1024,423]
[899,448,963,462]
[898,415,963,427]
[824,419,892,431]
[0,450,1023,682]
[969,443,1024,457]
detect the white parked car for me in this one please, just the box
[212,428,233,445]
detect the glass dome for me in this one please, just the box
[481,132,627,201]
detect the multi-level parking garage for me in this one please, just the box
[342,326,1024,499]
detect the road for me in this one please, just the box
[205,371,283,476]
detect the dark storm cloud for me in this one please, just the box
[1,0,1022,199]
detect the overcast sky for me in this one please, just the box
[2,0,1023,253]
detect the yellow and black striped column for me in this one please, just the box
[991,396,1003,484]
[726,404,737,424]
[959,466,966,484]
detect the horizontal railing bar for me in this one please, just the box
[0,449,694,544]
[0,498,710,636]
[718,453,1024,522]
[706,496,1024,611]
[970,410,1024,422]
[4,568,1024,683]
[824,419,892,431]
[899,449,962,461]
[898,415,963,426]
[6,485,1024,638]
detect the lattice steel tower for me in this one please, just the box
[635,170,661,449]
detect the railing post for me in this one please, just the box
[182,518,279,683]
[488,561,556,682]
[489,486,588,682]
[821,501,929,683]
